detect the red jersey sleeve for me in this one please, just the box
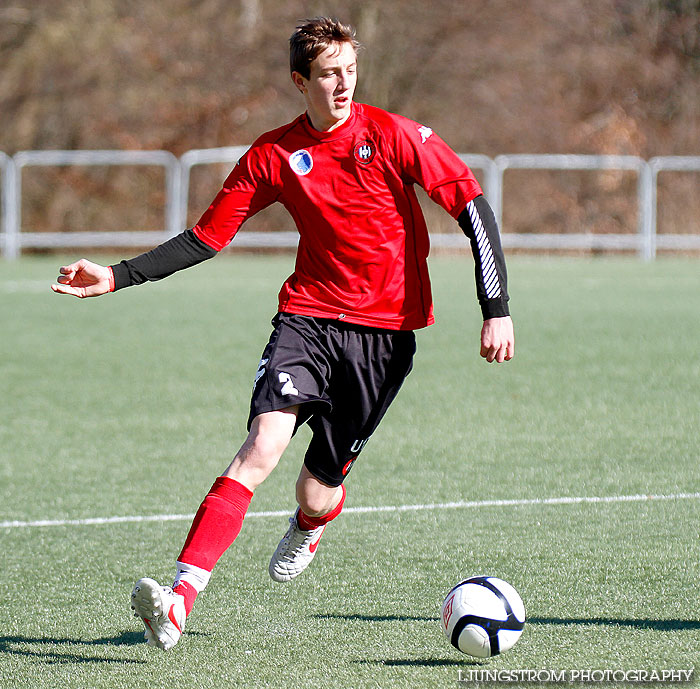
[387,113,483,219]
[193,141,279,251]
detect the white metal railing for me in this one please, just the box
[5,150,180,260]
[649,156,700,257]
[1,150,698,260]
[494,154,654,259]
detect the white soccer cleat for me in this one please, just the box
[130,577,186,651]
[269,509,326,582]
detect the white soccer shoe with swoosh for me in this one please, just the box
[130,577,186,651]
[269,509,326,582]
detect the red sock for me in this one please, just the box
[173,580,198,615]
[296,484,346,530]
[178,476,254,572]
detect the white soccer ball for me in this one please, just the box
[440,576,526,658]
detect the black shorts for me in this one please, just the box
[249,313,416,487]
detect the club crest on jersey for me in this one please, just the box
[353,140,376,164]
[289,149,313,176]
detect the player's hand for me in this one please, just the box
[480,316,514,363]
[51,259,113,298]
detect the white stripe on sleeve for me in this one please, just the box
[466,200,501,299]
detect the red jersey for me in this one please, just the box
[193,102,483,330]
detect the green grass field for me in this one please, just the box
[1,254,699,689]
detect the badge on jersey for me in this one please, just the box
[353,140,376,164]
[289,149,314,176]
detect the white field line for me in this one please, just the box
[2,491,700,530]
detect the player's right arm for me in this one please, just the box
[51,141,278,298]
[51,228,218,298]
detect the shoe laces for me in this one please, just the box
[280,516,315,557]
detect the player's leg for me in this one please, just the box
[131,313,333,648]
[269,323,416,583]
[223,405,300,489]
[131,407,297,650]
[268,465,346,582]
[296,463,344,517]
[173,407,298,585]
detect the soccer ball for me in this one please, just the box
[440,576,525,658]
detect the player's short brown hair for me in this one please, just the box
[289,17,360,79]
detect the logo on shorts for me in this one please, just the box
[278,371,299,396]
[350,437,370,454]
[353,140,376,164]
[289,149,313,176]
[253,358,268,388]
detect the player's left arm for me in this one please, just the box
[457,194,514,363]
[388,115,514,362]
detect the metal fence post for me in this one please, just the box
[0,152,19,260]
[178,146,249,232]
[638,160,654,261]
[493,155,507,233]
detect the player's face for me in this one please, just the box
[293,41,357,132]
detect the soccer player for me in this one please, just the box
[51,17,514,651]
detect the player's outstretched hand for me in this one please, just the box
[51,259,112,298]
[480,316,514,363]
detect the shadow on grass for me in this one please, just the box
[0,629,212,664]
[0,631,147,664]
[529,616,700,631]
[318,613,700,668]
[0,629,211,664]
[317,614,480,668]
[354,657,478,668]
[317,612,700,632]
[315,613,440,623]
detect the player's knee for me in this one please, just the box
[296,481,341,517]
[297,495,325,517]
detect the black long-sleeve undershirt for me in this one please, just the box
[457,194,510,320]
[110,229,217,291]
